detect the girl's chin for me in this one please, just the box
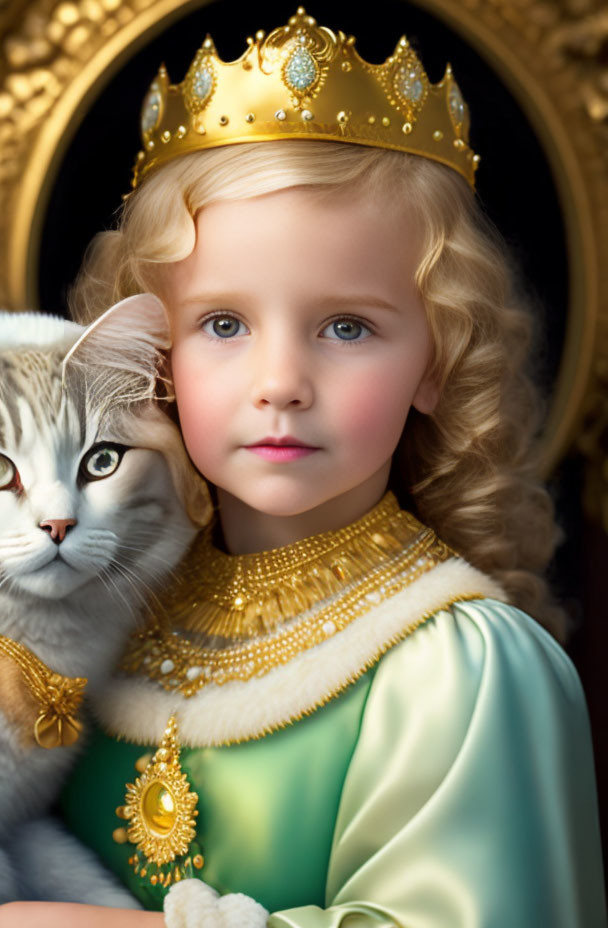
[239,496,332,519]
[220,486,365,523]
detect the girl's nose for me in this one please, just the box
[251,339,314,411]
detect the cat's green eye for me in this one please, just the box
[81,444,126,482]
[0,454,16,490]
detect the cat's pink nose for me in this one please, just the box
[39,518,77,544]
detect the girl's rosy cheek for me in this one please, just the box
[333,374,413,449]
[172,368,231,471]
[178,403,227,477]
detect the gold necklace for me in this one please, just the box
[113,495,455,885]
[0,635,86,748]
[120,493,453,696]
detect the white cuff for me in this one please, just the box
[218,891,269,927]
[164,878,269,928]
[163,879,220,928]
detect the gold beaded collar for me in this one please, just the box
[120,492,453,695]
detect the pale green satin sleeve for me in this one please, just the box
[268,599,607,928]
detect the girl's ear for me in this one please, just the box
[412,373,440,415]
[62,294,170,400]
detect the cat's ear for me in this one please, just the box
[62,294,170,398]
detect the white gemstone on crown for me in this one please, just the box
[141,88,161,133]
[395,62,425,104]
[449,83,465,125]
[193,67,213,101]
[285,47,318,92]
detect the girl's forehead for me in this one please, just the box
[169,188,422,308]
[192,186,419,249]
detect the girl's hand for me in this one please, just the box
[0,902,165,927]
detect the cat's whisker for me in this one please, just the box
[83,529,118,543]
[83,547,118,562]
[97,565,138,620]
[109,557,163,603]
[113,541,185,571]
[113,540,155,554]
[104,567,157,622]
[0,540,40,552]
[70,543,113,562]
[116,554,188,595]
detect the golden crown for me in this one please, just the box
[132,7,480,190]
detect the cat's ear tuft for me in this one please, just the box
[62,294,170,400]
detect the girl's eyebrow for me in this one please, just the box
[177,293,401,312]
[319,294,400,313]
[176,293,239,308]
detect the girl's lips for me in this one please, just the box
[245,445,318,462]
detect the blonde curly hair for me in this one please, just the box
[68,140,565,639]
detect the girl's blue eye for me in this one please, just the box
[202,316,248,338]
[322,319,370,341]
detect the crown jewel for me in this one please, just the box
[132,8,479,190]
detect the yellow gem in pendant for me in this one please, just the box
[121,715,199,867]
[142,782,177,836]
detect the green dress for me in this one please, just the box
[60,495,607,926]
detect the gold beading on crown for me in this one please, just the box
[132,7,480,190]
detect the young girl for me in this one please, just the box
[3,8,606,927]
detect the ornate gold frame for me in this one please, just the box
[0,0,606,508]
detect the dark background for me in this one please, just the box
[36,0,604,872]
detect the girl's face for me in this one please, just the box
[165,187,437,540]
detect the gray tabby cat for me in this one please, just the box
[0,295,208,906]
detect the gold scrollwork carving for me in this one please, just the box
[0,0,142,301]
[546,4,608,134]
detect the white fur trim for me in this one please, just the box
[94,559,505,747]
[164,879,220,928]
[218,892,269,927]
[0,312,82,352]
